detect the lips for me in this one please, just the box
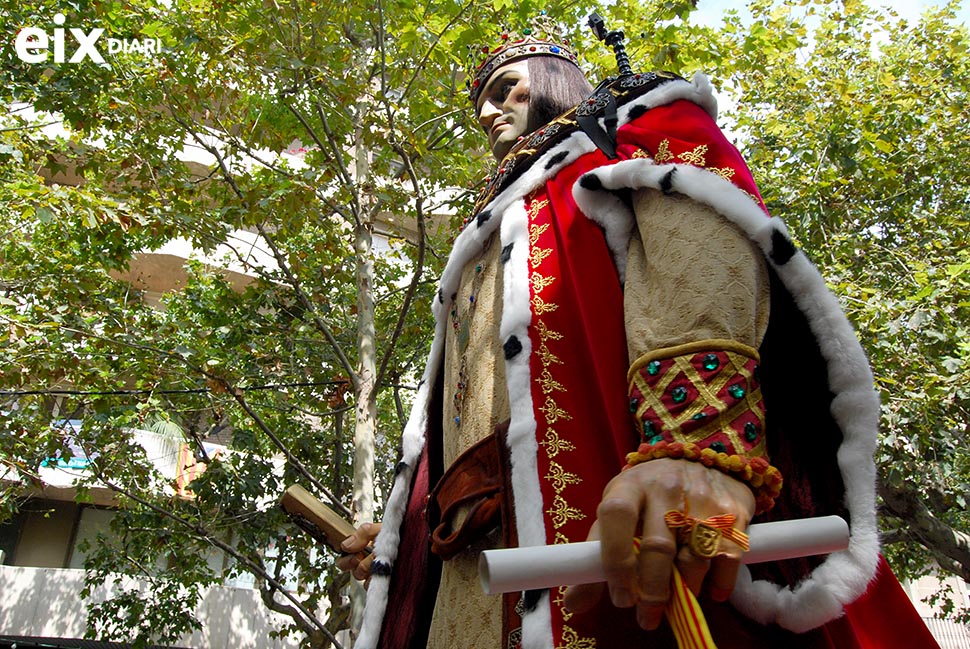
[490,120,510,139]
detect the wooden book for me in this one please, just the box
[280,484,357,553]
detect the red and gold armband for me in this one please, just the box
[625,340,783,513]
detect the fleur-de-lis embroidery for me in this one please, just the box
[536,320,563,342]
[546,461,582,494]
[537,342,562,367]
[530,246,553,268]
[538,367,566,394]
[546,494,585,528]
[654,139,673,163]
[528,199,551,222]
[558,625,596,649]
[540,429,576,458]
[531,272,556,293]
[678,143,709,166]
[540,395,572,425]
[532,294,559,315]
[711,166,736,180]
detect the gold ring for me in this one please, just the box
[664,510,750,558]
[687,522,721,559]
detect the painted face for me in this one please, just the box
[476,59,531,161]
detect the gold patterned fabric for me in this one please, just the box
[623,190,770,359]
[428,235,507,649]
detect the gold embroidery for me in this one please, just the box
[711,166,736,180]
[537,342,563,367]
[535,320,563,342]
[546,494,586,529]
[631,148,651,159]
[558,624,596,649]
[553,587,573,622]
[539,395,573,425]
[531,272,556,293]
[538,368,566,394]
[678,143,709,166]
[530,221,550,246]
[546,461,582,494]
[532,294,559,315]
[540,429,576,458]
[654,139,673,163]
[530,246,553,268]
[631,351,766,452]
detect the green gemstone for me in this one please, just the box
[702,353,720,371]
[744,422,758,441]
[523,27,532,35]
[643,420,657,436]
[710,441,726,453]
[649,434,665,445]
[728,384,746,399]
[647,360,661,376]
[692,412,707,421]
[629,398,639,413]
[671,386,688,403]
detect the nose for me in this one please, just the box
[478,99,501,131]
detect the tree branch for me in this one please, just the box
[254,222,359,393]
[89,469,341,649]
[879,480,970,582]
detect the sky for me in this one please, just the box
[692,0,970,27]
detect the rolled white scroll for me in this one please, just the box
[479,515,849,595]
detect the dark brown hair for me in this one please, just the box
[525,56,593,133]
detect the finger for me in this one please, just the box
[335,553,359,573]
[597,479,647,608]
[353,553,375,582]
[674,544,710,596]
[706,550,743,602]
[635,504,678,630]
[563,522,606,613]
[341,522,380,553]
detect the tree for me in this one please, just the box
[0,0,583,644]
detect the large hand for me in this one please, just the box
[336,522,382,583]
[562,458,755,630]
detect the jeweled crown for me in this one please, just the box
[467,13,580,105]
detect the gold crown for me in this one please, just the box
[467,14,580,105]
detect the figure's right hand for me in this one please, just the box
[336,522,381,583]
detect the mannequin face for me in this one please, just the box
[476,59,531,160]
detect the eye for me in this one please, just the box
[499,80,516,100]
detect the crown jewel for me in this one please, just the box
[467,13,580,105]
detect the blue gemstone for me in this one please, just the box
[729,384,746,399]
[692,412,707,421]
[702,354,719,371]
[550,46,560,53]
[671,386,688,403]
[455,416,461,424]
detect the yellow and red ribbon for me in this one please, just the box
[663,511,750,553]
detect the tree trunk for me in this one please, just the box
[350,113,377,639]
